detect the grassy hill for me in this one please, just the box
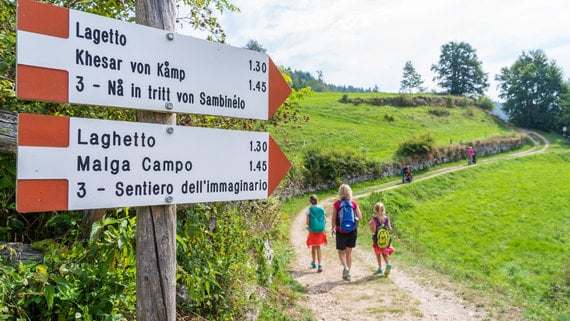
[272,92,515,163]
[278,93,569,320]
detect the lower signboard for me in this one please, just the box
[16,113,290,212]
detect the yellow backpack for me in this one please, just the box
[373,217,392,248]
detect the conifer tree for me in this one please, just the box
[400,60,425,93]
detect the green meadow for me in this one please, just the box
[356,152,570,320]
[279,93,570,320]
[273,92,515,163]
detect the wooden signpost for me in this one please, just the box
[15,0,292,320]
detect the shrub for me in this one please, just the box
[395,132,436,158]
[0,213,137,320]
[474,96,495,111]
[302,147,370,186]
[176,200,285,320]
[428,108,451,117]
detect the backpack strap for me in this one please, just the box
[373,216,389,229]
[337,199,351,214]
[373,216,382,229]
[310,205,324,216]
[309,205,316,215]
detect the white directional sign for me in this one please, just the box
[16,0,291,120]
[16,114,291,212]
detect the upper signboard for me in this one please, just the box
[16,0,291,120]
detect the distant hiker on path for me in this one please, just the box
[369,202,394,277]
[467,146,474,165]
[306,194,327,273]
[331,184,363,281]
[404,167,414,183]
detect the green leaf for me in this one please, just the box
[45,284,55,309]
[90,221,102,241]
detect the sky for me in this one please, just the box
[180,0,570,101]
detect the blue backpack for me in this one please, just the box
[337,200,356,233]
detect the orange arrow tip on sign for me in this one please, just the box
[268,58,292,119]
[268,136,291,196]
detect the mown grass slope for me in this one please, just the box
[272,92,515,163]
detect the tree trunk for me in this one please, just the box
[134,1,177,320]
[0,110,17,154]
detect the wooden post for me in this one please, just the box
[0,110,17,154]
[134,1,177,320]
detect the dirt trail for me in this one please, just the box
[288,131,548,321]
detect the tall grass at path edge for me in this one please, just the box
[356,150,570,321]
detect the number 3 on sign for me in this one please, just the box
[76,76,84,92]
[77,182,87,198]
[249,160,267,172]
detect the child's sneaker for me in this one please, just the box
[310,261,317,269]
[342,266,350,280]
[384,263,392,277]
[317,265,323,273]
[376,268,383,275]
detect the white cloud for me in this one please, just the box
[181,0,570,100]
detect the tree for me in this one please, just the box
[496,50,566,132]
[400,60,424,93]
[244,39,267,53]
[316,70,324,82]
[557,82,570,132]
[431,41,489,96]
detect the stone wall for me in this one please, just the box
[278,134,528,198]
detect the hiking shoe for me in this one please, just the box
[317,265,323,273]
[376,268,383,274]
[310,261,316,269]
[384,263,392,277]
[342,266,350,280]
